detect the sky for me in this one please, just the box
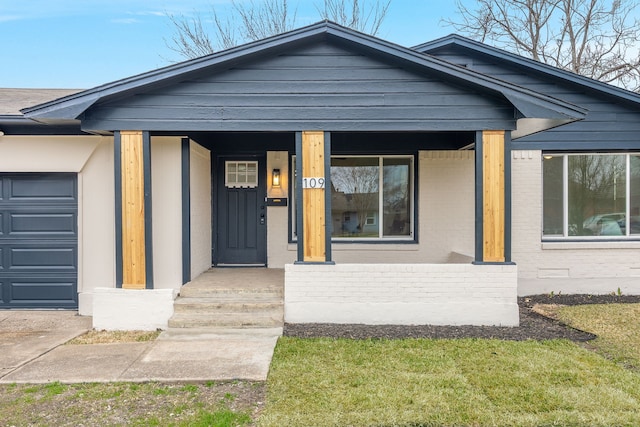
[0,1,463,89]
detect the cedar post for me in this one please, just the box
[301,131,327,262]
[482,130,506,262]
[116,130,153,288]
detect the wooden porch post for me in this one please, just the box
[296,131,332,263]
[476,130,510,262]
[115,130,153,289]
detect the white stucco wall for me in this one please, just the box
[151,136,183,291]
[0,135,101,172]
[266,151,294,267]
[0,135,116,315]
[512,150,640,295]
[190,141,212,279]
[268,150,476,267]
[78,137,116,314]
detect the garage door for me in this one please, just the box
[0,174,78,308]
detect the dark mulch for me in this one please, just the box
[284,294,640,342]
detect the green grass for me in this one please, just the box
[557,303,640,370]
[260,337,640,426]
[177,408,252,427]
[0,382,258,426]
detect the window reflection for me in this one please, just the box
[331,157,380,237]
[383,158,411,236]
[543,153,636,238]
[543,156,563,236]
[569,155,625,236]
[329,156,412,239]
[631,156,640,235]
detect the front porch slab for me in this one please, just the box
[285,263,519,326]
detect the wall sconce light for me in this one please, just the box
[272,169,281,187]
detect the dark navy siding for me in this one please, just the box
[428,46,640,150]
[83,42,517,132]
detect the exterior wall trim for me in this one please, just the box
[295,132,304,262]
[504,131,512,263]
[143,131,154,289]
[324,131,332,262]
[181,137,191,284]
[474,131,483,262]
[114,131,123,288]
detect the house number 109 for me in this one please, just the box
[302,177,325,189]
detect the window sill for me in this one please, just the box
[542,240,640,250]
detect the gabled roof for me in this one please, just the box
[0,88,85,135]
[0,88,81,115]
[414,34,640,107]
[21,21,586,137]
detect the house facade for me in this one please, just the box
[1,22,638,330]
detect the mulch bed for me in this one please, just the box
[284,294,640,342]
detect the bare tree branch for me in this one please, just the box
[319,0,391,35]
[167,0,393,60]
[446,0,640,91]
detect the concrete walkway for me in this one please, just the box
[0,311,281,384]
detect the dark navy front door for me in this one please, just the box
[215,157,267,265]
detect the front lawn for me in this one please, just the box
[556,303,640,370]
[260,337,640,426]
[0,381,261,426]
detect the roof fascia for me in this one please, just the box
[414,34,640,107]
[0,115,85,135]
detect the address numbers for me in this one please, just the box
[301,177,325,189]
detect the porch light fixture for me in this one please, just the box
[272,169,281,187]
[543,154,554,160]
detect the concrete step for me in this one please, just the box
[170,268,284,329]
[173,297,283,314]
[168,311,283,328]
[179,286,283,298]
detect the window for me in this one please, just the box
[543,153,640,238]
[292,155,414,240]
[225,161,258,188]
[365,213,376,226]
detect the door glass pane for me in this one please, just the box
[331,157,379,238]
[630,155,640,235]
[568,155,625,236]
[225,161,258,188]
[383,158,411,236]
[542,156,564,236]
[247,163,257,185]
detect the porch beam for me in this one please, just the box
[115,130,153,289]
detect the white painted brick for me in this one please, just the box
[285,263,518,326]
[512,150,640,295]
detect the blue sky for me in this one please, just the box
[0,1,462,88]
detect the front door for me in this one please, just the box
[215,156,267,265]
